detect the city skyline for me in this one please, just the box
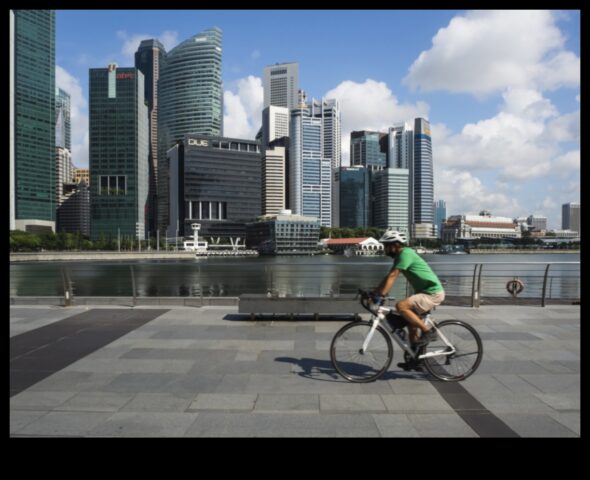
[55,9,580,228]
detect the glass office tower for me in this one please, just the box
[158,27,223,232]
[413,118,434,224]
[89,65,149,241]
[338,167,370,228]
[12,10,56,232]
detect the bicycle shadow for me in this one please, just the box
[274,356,421,383]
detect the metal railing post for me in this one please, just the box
[61,266,72,306]
[471,264,479,308]
[476,264,484,308]
[130,265,137,306]
[541,264,551,307]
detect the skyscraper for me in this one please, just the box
[55,87,71,151]
[11,10,56,233]
[434,200,447,239]
[412,118,434,225]
[373,168,410,233]
[135,39,166,237]
[158,27,223,232]
[262,105,289,149]
[387,122,413,169]
[89,65,149,241]
[337,166,370,228]
[263,62,299,110]
[350,131,387,172]
[562,202,580,234]
[289,91,333,227]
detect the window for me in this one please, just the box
[201,201,210,219]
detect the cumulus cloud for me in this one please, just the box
[56,65,88,167]
[404,10,579,96]
[324,79,429,164]
[223,76,263,139]
[117,30,179,59]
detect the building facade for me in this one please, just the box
[263,62,299,111]
[73,168,89,185]
[135,39,166,236]
[262,143,286,215]
[337,166,370,228]
[246,210,320,255]
[442,213,521,243]
[11,10,56,233]
[89,65,149,241]
[158,27,223,232]
[55,146,74,206]
[167,135,262,240]
[412,118,434,236]
[372,168,410,234]
[527,214,547,232]
[562,202,580,235]
[350,131,387,172]
[261,105,289,150]
[387,123,413,169]
[56,182,90,236]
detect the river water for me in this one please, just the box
[10,252,580,301]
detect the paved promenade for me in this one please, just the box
[10,304,580,437]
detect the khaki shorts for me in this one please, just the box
[407,291,445,314]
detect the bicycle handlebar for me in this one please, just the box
[357,288,392,314]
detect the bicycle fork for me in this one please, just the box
[361,316,382,354]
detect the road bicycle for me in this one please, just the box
[330,289,483,383]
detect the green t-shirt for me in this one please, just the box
[393,248,444,295]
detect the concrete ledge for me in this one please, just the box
[238,294,374,315]
[10,296,240,307]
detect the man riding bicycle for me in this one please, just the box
[371,230,445,371]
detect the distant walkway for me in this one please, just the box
[10,304,579,437]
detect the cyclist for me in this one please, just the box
[371,230,445,371]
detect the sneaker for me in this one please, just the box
[397,361,423,372]
[415,328,438,345]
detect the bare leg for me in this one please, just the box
[397,299,431,335]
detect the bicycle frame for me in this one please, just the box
[367,304,456,361]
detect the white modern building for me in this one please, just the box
[262,105,289,149]
[372,168,410,236]
[321,237,384,256]
[262,143,286,215]
[263,62,299,111]
[55,146,74,206]
[527,215,547,231]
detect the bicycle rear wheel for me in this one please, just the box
[330,320,393,383]
[421,320,483,381]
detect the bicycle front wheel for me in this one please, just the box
[330,321,393,383]
[421,320,483,382]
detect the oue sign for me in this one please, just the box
[188,139,208,147]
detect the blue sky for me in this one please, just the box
[55,9,580,228]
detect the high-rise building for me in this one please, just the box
[350,131,387,172]
[290,91,332,227]
[135,39,166,237]
[434,200,447,239]
[11,10,56,233]
[167,135,261,240]
[372,168,410,234]
[57,182,90,236]
[527,214,547,232]
[73,168,89,185]
[158,27,223,232]
[262,105,289,149]
[262,143,286,216]
[387,122,413,169]
[314,98,341,170]
[337,166,370,228]
[263,62,299,110]
[55,146,73,205]
[412,117,435,238]
[89,64,149,241]
[55,87,71,151]
[562,202,580,235]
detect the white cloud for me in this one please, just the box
[324,79,429,165]
[435,169,521,217]
[56,65,88,167]
[223,76,263,139]
[404,10,579,96]
[553,150,580,173]
[117,30,179,60]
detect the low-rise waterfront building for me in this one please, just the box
[246,209,319,255]
[442,211,521,243]
[321,237,383,256]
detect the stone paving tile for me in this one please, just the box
[26,371,94,392]
[372,414,420,437]
[533,393,580,411]
[406,413,478,437]
[254,394,320,413]
[214,374,252,394]
[491,374,543,394]
[15,411,114,437]
[10,391,78,410]
[184,412,381,437]
[188,394,257,411]
[63,358,196,374]
[320,394,387,413]
[10,410,48,434]
[547,412,581,436]
[88,412,200,437]
[518,374,580,394]
[120,393,194,413]
[495,413,578,437]
[381,394,454,413]
[54,392,135,412]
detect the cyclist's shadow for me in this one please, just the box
[274,356,417,382]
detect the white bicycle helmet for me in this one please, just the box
[379,229,408,245]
